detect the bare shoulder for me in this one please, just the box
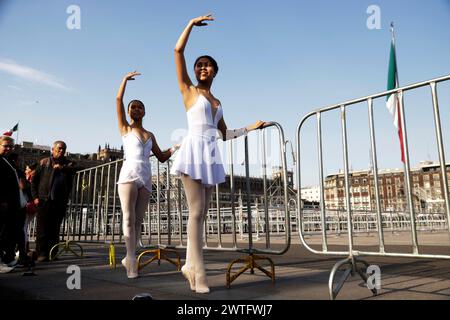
[146,130,156,142]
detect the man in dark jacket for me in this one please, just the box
[0,135,20,265]
[31,140,77,261]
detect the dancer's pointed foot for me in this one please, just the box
[181,265,195,291]
[122,257,138,279]
[194,273,210,294]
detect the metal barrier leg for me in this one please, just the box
[328,256,377,300]
[226,253,275,289]
[109,243,116,269]
[49,240,83,261]
[137,247,181,271]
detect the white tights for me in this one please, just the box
[118,183,150,263]
[181,174,213,293]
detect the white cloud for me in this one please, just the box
[19,100,40,107]
[7,85,22,91]
[0,58,71,91]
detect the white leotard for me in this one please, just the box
[170,94,226,186]
[117,132,153,192]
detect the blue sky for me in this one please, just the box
[1,0,449,186]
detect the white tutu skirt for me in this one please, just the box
[117,160,152,192]
[170,135,226,187]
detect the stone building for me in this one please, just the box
[12,141,123,171]
[324,161,450,212]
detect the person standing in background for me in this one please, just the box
[0,136,21,266]
[31,141,78,262]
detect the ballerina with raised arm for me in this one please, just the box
[170,15,265,293]
[116,71,178,278]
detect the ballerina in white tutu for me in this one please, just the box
[116,71,178,278]
[171,14,265,293]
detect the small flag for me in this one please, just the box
[386,25,405,163]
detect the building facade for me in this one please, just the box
[14,141,124,170]
[301,186,320,203]
[324,161,450,212]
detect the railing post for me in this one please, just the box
[340,105,355,254]
[367,97,385,253]
[178,177,184,245]
[166,161,171,245]
[398,91,419,254]
[216,184,222,248]
[244,135,253,254]
[261,130,270,248]
[111,161,119,242]
[157,161,161,245]
[229,139,237,248]
[317,111,328,251]
[430,82,450,235]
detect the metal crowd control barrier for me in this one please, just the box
[62,121,290,288]
[225,121,290,287]
[62,159,128,264]
[296,74,450,299]
[137,156,181,271]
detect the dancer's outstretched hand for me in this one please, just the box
[190,14,214,27]
[169,144,181,156]
[248,120,266,132]
[124,71,141,81]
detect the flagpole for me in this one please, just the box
[16,121,19,146]
[390,22,399,87]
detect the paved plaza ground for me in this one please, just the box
[1,231,450,301]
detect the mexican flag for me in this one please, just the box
[386,39,405,163]
[2,122,18,136]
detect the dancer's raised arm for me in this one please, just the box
[174,14,214,108]
[116,71,141,135]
